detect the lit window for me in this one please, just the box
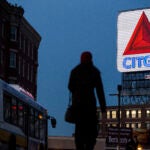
[138,123,141,128]
[107,111,110,119]
[126,123,130,128]
[131,123,136,128]
[10,26,17,41]
[138,110,141,118]
[9,51,16,68]
[126,110,130,118]
[112,110,117,119]
[146,110,150,117]
[131,110,136,118]
[112,124,117,127]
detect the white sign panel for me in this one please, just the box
[117,8,150,72]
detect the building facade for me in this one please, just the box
[97,104,150,145]
[0,0,41,99]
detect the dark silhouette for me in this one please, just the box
[68,51,106,150]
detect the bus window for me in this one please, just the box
[35,111,40,138]
[18,102,24,128]
[11,98,17,125]
[40,119,46,140]
[29,108,35,137]
[4,94,11,122]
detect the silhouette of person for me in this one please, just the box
[68,51,106,150]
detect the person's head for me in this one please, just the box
[80,51,92,64]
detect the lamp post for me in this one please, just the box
[110,84,122,150]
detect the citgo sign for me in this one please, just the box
[117,9,150,72]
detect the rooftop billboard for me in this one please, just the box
[117,8,150,72]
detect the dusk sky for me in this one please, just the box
[8,0,150,136]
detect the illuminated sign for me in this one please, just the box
[117,8,150,72]
[106,127,132,146]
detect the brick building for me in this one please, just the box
[97,104,150,148]
[0,0,41,99]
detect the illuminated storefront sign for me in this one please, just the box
[117,8,150,72]
[106,127,132,146]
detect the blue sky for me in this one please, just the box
[7,0,150,136]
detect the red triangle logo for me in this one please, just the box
[123,11,150,55]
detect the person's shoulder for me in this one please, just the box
[71,64,81,72]
[92,65,101,74]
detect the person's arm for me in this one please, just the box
[95,72,106,113]
[68,70,74,92]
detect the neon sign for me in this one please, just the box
[117,9,150,72]
[123,55,150,69]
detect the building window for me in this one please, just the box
[0,49,4,65]
[10,26,17,41]
[23,37,26,53]
[97,111,102,120]
[31,66,33,82]
[126,110,130,118]
[107,111,110,119]
[9,51,16,68]
[18,56,21,75]
[8,77,17,84]
[19,32,22,49]
[146,110,150,118]
[138,123,141,128]
[126,123,130,128]
[31,44,34,59]
[146,122,150,129]
[98,123,102,133]
[111,123,117,127]
[23,60,25,77]
[131,110,136,118]
[138,110,141,118]
[27,63,30,80]
[112,110,117,119]
[131,123,136,128]
[27,40,30,56]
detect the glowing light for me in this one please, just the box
[38,114,43,119]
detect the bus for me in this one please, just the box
[0,79,56,150]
